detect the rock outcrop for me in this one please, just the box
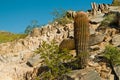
[66,10,76,19]
[91,2,109,16]
[0,22,71,80]
[0,62,36,80]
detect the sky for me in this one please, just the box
[0,0,112,33]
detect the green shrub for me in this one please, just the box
[35,41,75,80]
[55,17,73,25]
[103,45,120,66]
[24,20,40,34]
[101,13,117,27]
[51,9,73,25]
[112,0,120,6]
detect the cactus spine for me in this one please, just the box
[74,12,90,69]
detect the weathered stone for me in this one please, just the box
[0,63,34,80]
[0,74,13,80]
[104,35,112,42]
[66,68,101,80]
[114,66,120,80]
[30,28,40,37]
[100,71,108,79]
[88,61,99,67]
[66,10,76,18]
[90,13,104,23]
[109,74,114,80]
[26,54,42,67]
[91,2,98,16]
[100,62,111,79]
[112,34,120,46]
[91,2,109,16]
[90,26,96,35]
[109,6,120,13]
[65,23,74,38]
[90,45,100,51]
[99,4,105,13]
[41,27,48,34]
[105,28,117,37]
[95,66,102,73]
[89,33,105,46]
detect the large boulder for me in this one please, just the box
[60,33,105,50]
[26,54,43,67]
[59,38,75,50]
[90,13,105,23]
[89,33,105,46]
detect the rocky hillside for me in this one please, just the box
[0,3,120,80]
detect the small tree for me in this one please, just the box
[51,8,66,20]
[24,25,32,34]
[35,41,74,80]
[24,20,40,34]
[51,9,73,25]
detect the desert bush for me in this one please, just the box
[55,17,73,25]
[35,41,75,80]
[103,45,120,66]
[112,0,120,6]
[101,13,117,27]
[24,20,41,34]
[51,9,73,25]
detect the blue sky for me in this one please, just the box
[0,0,112,33]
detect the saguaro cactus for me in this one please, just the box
[74,12,90,69]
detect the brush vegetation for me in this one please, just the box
[103,45,120,66]
[51,9,73,25]
[112,0,120,6]
[0,31,27,44]
[35,41,75,80]
[101,13,117,27]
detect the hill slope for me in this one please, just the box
[0,31,27,43]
